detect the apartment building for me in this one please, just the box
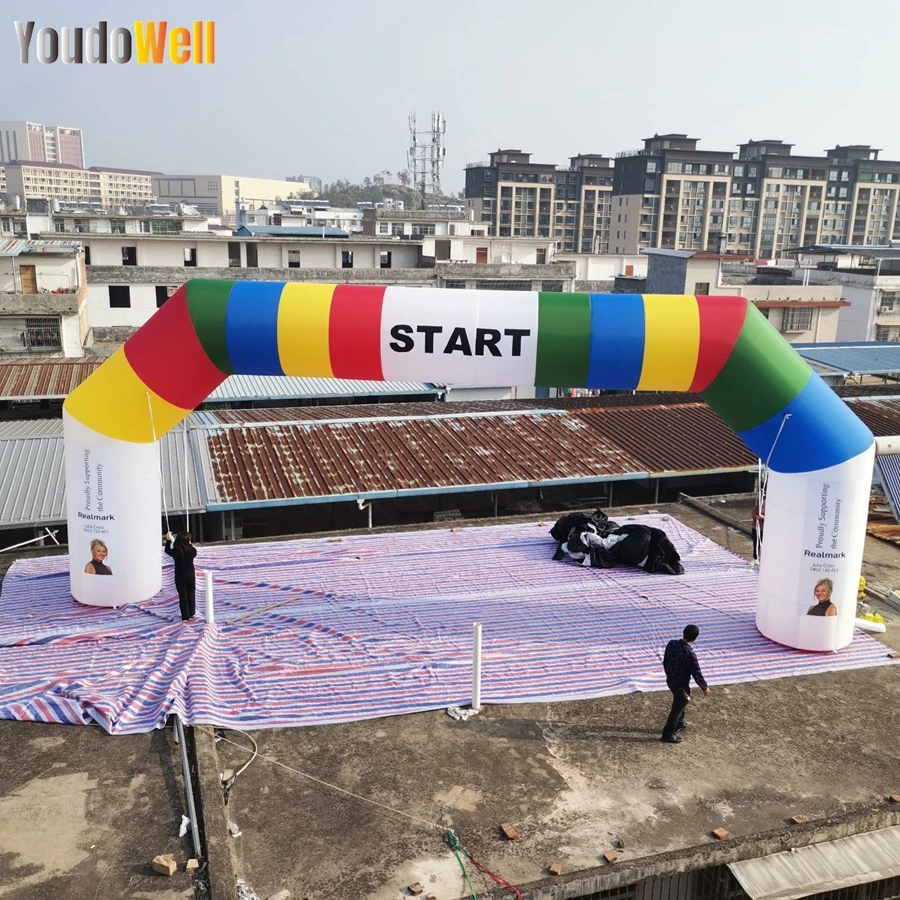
[0,121,85,167]
[611,134,734,255]
[464,149,613,253]
[560,155,614,253]
[732,142,900,257]
[3,161,157,208]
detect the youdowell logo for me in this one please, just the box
[14,20,215,64]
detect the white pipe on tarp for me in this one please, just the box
[204,570,214,625]
[472,622,483,712]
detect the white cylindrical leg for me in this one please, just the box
[472,621,483,711]
[757,445,874,651]
[204,570,214,625]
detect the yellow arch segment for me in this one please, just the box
[277,282,336,377]
[64,347,190,443]
[637,294,701,391]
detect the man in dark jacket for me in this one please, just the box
[660,624,710,743]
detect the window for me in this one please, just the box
[227,242,242,267]
[379,250,392,269]
[183,248,197,267]
[768,167,783,178]
[782,308,813,332]
[828,170,838,181]
[666,162,683,174]
[341,250,353,269]
[644,179,656,191]
[536,248,547,264]
[108,285,131,308]
[733,165,744,177]
[246,243,259,268]
[875,325,891,342]
[839,187,848,198]
[121,246,137,266]
[841,170,850,182]
[646,161,658,173]
[111,219,126,234]
[694,282,710,295]
[156,285,177,308]
[83,245,91,266]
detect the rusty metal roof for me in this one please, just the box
[575,404,756,473]
[0,360,101,399]
[191,403,758,510]
[199,408,648,508]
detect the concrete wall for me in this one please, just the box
[835,285,877,341]
[645,255,690,293]
[0,255,80,293]
[555,254,647,281]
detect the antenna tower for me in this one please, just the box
[407,111,447,209]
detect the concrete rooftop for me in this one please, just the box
[2,500,900,900]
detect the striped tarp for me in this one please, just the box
[0,516,894,734]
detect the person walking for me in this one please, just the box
[165,532,198,621]
[660,624,710,744]
[751,501,765,567]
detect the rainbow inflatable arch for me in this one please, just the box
[64,281,874,651]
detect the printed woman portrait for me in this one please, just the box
[807,577,836,616]
[84,538,112,576]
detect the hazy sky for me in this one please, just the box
[4,0,900,191]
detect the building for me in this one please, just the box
[790,246,900,342]
[734,141,900,257]
[465,149,558,240]
[464,149,614,254]
[0,121,85,167]
[152,174,313,217]
[566,154,614,254]
[643,248,847,342]
[611,134,734,255]
[0,238,87,358]
[287,174,322,194]
[3,161,157,208]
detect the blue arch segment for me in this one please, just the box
[224,282,285,375]
[586,294,645,390]
[738,373,874,472]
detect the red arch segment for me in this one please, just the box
[689,295,749,393]
[123,286,227,411]
[328,285,386,380]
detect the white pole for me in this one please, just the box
[204,570,214,625]
[472,621,483,712]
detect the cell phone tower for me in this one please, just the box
[407,111,447,209]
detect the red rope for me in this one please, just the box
[463,848,522,900]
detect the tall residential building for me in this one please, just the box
[0,121,85,167]
[464,149,613,252]
[611,133,900,259]
[465,150,557,240]
[732,141,900,257]
[561,155,614,253]
[611,134,734,255]
[4,161,157,208]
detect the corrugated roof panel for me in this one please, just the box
[0,430,66,527]
[201,407,735,508]
[729,826,900,900]
[0,360,101,400]
[874,454,900,523]
[576,404,758,473]
[796,345,900,376]
[0,420,64,438]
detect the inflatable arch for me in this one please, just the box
[63,281,874,651]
